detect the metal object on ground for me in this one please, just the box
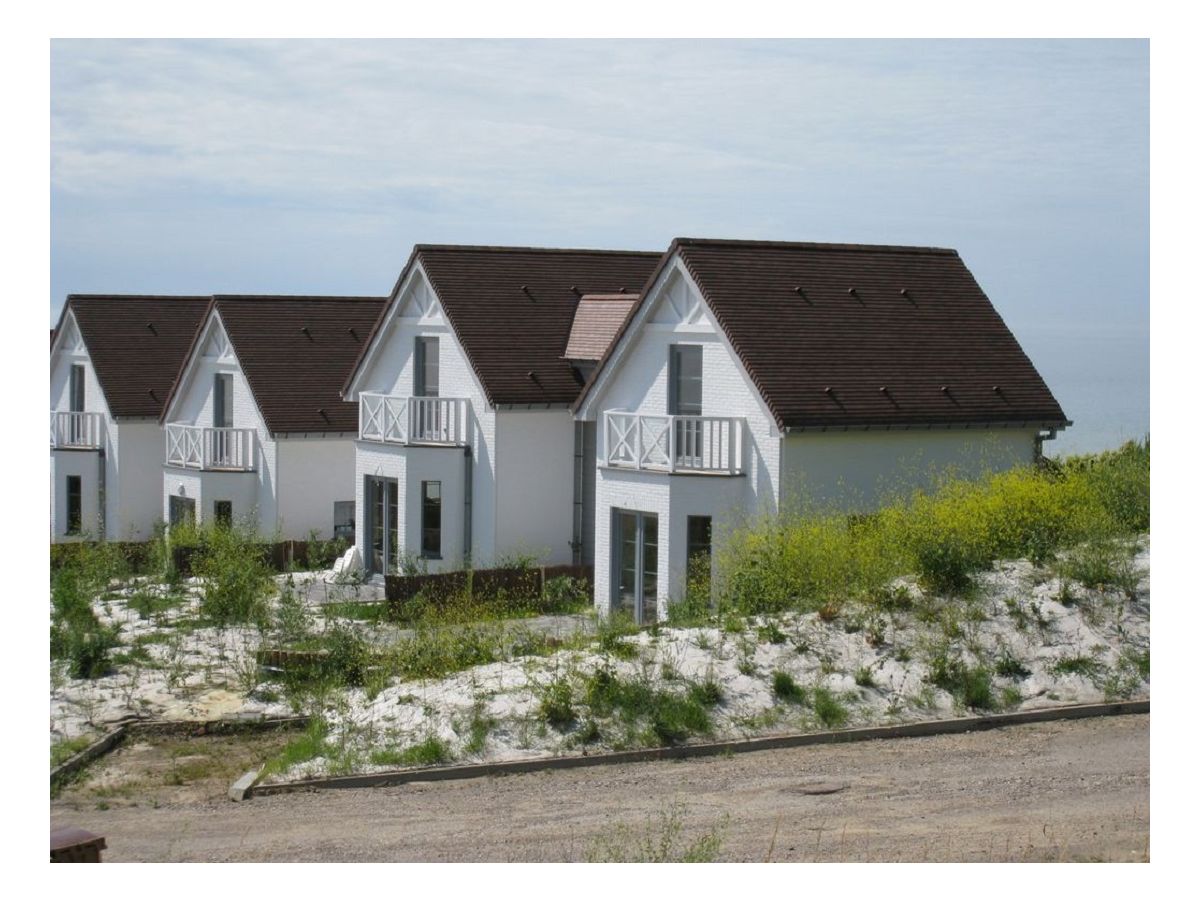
[50,826,106,862]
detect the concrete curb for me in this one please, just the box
[50,725,128,789]
[229,767,263,802]
[50,715,311,790]
[246,699,1149,798]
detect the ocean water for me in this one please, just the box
[1018,326,1149,458]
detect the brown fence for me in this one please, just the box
[384,563,592,619]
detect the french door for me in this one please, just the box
[366,476,399,577]
[613,509,658,625]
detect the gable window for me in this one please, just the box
[421,480,442,558]
[65,475,82,535]
[415,337,440,397]
[213,373,234,467]
[69,365,85,413]
[213,373,233,427]
[668,345,703,416]
[669,345,703,465]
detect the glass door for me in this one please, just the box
[613,510,658,624]
[366,476,399,577]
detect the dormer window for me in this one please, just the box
[415,336,439,397]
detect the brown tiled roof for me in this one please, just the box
[577,238,1068,429]
[204,296,388,434]
[348,245,662,406]
[55,295,211,418]
[564,294,640,361]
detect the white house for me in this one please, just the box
[341,244,660,578]
[159,295,385,540]
[573,238,1071,623]
[50,295,210,542]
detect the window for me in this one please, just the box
[668,345,702,416]
[686,515,712,563]
[421,481,441,557]
[214,500,233,527]
[415,337,440,397]
[169,495,196,528]
[213,373,233,427]
[65,475,82,535]
[333,501,355,543]
[69,365,85,413]
[685,515,713,609]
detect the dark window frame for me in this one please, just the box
[421,480,442,558]
[65,475,82,535]
[414,336,440,398]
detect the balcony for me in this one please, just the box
[165,424,256,471]
[603,411,745,475]
[358,393,467,447]
[50,411,104,450]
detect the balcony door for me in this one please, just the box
[413,336,441,441]
[669,345,703,467]
[68,364,85,444]
[213,373,234,466]
[366,476,399,577]
[613,509,658,625]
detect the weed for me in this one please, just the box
[757,620,788,645]
[1050,652,1103,679]
[585,800,726,863]
[1000,686,1024,709]
[853,666,876,689]
[811,687,849,728]
[370,735,452,768]
[926,645,995,710]
[995,646,1031,679]
[771,670,807,704]
[538,675,576,731]
[261,717,329,779]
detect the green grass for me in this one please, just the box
[260,718,330,779]
[50,734,96,769]
[811,687,849,728]
[771,670,807,704]
[370,735,452,768]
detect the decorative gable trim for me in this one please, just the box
[574,253,776,430]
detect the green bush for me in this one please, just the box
[715,441,1149,615]
[538,675,576,730]
[193,522,274,627]
[49,543,126,679]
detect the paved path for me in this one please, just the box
[50,713,1149,862]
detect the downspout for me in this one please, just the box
[463,444,473,567]
[571,420,584,566]
[97,446,107,541]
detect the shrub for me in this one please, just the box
[193,522,273,627]
[541,575,592,614]
[320,624,371,687]
[49,544,126,679]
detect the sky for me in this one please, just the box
[49,38,1149,456]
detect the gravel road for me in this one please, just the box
[50,713,1149,862]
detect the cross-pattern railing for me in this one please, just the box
[50,411,104,449]
[358,393,466,446]
[165,424,256,471]
[603,411,745,474]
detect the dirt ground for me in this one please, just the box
[50,713,1149,862]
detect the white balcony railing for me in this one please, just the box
[50,411,104,449]
[603,411,745,475]
[358,393,467,446]
[165,424,256,471]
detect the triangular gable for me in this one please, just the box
[574,252,776,429]
[343,261,486,404]
[51,310,87,355]
[160,309,269,434]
